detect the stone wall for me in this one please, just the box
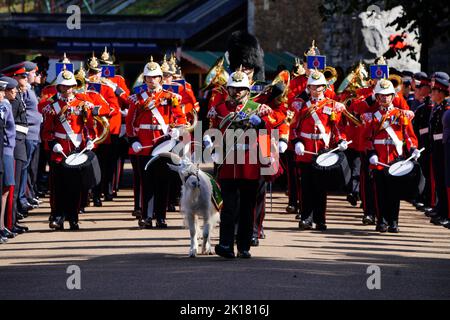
[250,0,324,58]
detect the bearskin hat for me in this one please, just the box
[226,30,265,81]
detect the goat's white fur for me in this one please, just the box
[168,161,219,257]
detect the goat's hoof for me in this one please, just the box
[189,249,197,257]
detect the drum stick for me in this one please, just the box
[304,150,318,155]
[61,151,68,159]
[376,161,391,168]
[403,147,425,164]
[323,140,353,155]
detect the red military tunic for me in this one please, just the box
[290,97,347,163]
[108,75,131,137]
[41,94,96,163]
[216,99,271,181]
[207,85,228,129]
[126,87,187,156]
[362,103,418,171]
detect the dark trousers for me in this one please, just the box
[252,177,266,239]
[28,141,40,199]
[285,150,299,208]
[360,153,376,218]
[417,151,433,207]
[93,143,114,199]
[219,179,258,252]
[9,159,25,226]
[372,169,401,225]
[37,144,50,192]
[49,161,82,223]
[345,149,361,196]
[130,155,141,212]
[298,162,327,224]
[113,136,129,193]
[138,156,170,221]
[432,143,449,219]
[108,134,120,196]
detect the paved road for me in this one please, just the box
[1,166,450,300]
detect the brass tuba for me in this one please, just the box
[202,57,229,90]
[324,66,338,86]
[388,74,403,94]
[75,65,110,145]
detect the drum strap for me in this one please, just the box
[141,92,169,135]
[52,100,82,148]
[307,100,330,147]
[373,111,403,156]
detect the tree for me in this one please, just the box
[319,0,450,72]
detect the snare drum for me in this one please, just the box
[384,159,425,200]
[312,151,351,191]
[62,150,101,190]
[151,135,177,157]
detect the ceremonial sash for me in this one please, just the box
[52,100,82,148]
[306,100,330,147]
[373,110,403,156]
[140,92,169,135]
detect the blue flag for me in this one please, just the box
[87,82,101,93]
[162,84,179,94]
[173,79,186,88]
[101,65,115,78]
[307,55,326,70]
[56,63,74,75]
[133,84,147,94]
[370,65,389,79]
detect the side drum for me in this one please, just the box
[383,159,425,200]
[312,151,351,192]
[62,150,101,190]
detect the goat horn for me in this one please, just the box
[144,152,182,171]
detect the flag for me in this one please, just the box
[101,65,115,78]
[370,65,389,79]
[56,63,74,75]
[87,82,101,93]
[133,84,147,94]
[307,55,326,70]
[162,84,179,94]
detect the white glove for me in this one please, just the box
[203,134,213,149]
[338,140,348,151]
[369,155,379,165]
[295,142,305,156]
[249,114,261,126]
[86,140,95,151]
[169,128,181,140]
[258,104,273,117]
[411,148,421,160]
[278,141,288,154]
[132,141,143,153]
[52,143,64,154]
[120,109,129,117]
[207,107,218,119]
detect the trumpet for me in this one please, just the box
[203,57,229,90]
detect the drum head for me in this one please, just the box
[388,160,414,176]
[65,153,88,166]
[151,139,176,156]
[316,153,339,167]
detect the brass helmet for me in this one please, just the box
[100,46,115,65]
[160,54,173,75]
[86,52,102,73]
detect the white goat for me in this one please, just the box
[147,152,219,257]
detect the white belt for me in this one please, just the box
[16,125,29,135]
[54,132,82,143]
[233,144,249,151]
[300,132,327,140]
[139,124,162,130]
[433,133,443,141]
[374,139,396,145]
[419,128,429,135]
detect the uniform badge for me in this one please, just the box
[323,106,332,115]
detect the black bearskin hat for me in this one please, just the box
[226,30,265,81]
